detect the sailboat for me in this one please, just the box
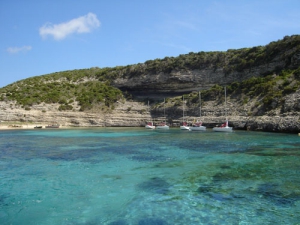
[213,86,233,132]
[180,96,190,130]
[156,98,169,129]
[190,91,206,131]
[145,100,155,129]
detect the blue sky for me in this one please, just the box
[1,0,300,88]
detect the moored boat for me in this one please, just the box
[145,122,155,129]
[190,91,206,131]
[145,101,155,129]
[156,122,169,129]
[179,96,190,130]
[45,124,60,128]
[180,121,190,130]
[190,121,206,131]
[157,98,169,129]
[213,87,233,132]
[212,120,233,132]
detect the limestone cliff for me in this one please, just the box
[0,35,300,133]
[1,89,299,133]
[112,35,300,98]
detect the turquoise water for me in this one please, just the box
[0,128,300,225]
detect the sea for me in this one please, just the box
[0,128,300,225]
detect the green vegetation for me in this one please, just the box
[0,35,299,112]
[0,76,123,111]
[228,69,299,108]
[75,82,122,111]
[197,68,300,112]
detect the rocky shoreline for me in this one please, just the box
[1,100,299,133]
[1,36,300,133]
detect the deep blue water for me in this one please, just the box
[0,128,300,225]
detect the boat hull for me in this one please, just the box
[180,126,190,130]
[45,125,60,128]
[156,125,169,129]
[212,127,233,132]
[145,125,155,129]
[190,126,206,131]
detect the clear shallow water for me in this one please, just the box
[0,128,300,225]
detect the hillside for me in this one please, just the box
[0,35,300,132]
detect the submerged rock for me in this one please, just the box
[137,177,171,194]
[108,219,128,225]
[256,183,298,206]
[197,185,214,193]
[138,217,168,225]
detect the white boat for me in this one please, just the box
[190,121,206,131]
[190,91,206,131]
[212,120,233,132]
[157,98,169,129]
[145,101,155,129]
[180,96,190,130]
[45,124,60,128]
[213,86,233,132]
[180,121,190,130]
[145,121,155,129]
[156,122,170,129]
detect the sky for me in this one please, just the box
[1,0,300,88]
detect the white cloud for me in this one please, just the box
[39,12,100,40]
[7,45,32,54]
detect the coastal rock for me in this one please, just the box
[112,47,300,98]
[1,93,299,133]
[1,36,300,133]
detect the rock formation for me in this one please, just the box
[0,35,300,133]
[1,89,299,133]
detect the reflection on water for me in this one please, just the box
[0,128,300,224]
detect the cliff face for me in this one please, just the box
[0,101,151,128]
[0,35,300,133]
[1,89,299,133]
[112,37,300,98]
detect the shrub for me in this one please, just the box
[283,86,297,94]
[58,104,73,111]
[294,67,300,79]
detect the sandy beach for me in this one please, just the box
[0,124,45,130]
[0,123,70,130]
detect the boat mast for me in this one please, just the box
[148,100,151,124]
[225,86,227,121]
[164,98,166,123]
[182,96,184,123]
[199,91,201,118]
[224,86,227,122]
